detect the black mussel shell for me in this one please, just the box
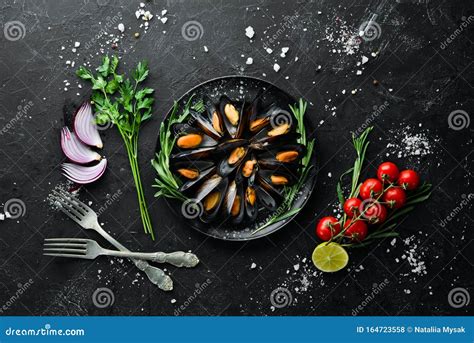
[244,184,258,222]
[171,146,215,160]
[189,109,222,140]
[173,124,218,150]
[200,177,229,223]
[256,143,306,162]
[259,169,298,187]
[224,180,245,224]
[217,146,249,177]
[255,185,279,211]
[203,96,225,137]
[171,160,216,192]
[195,174,223,202]
[219,96,246,138]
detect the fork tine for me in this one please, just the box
[43,253,89,259]
[44,238,88,243]
[52,195,86,219]
[55,189,90,212]
[43,248,86,254]
[44,243,87,249]
[52,190,87,215]
[54,201,82,224]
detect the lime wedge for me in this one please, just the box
[312,242,349,273]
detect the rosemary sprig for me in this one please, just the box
[151,98,204,201]
[252,99,315,234]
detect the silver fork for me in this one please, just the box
[50,189,174,291]
[43,238,199,267]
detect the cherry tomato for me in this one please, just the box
[383,187,406,209]
[316,216,341,241]
[343,198,362,217]
[398,169,420,190]
[362,202,387,224]
[377,162,399,183]
[359,178,383,199]
[344,219,368,242]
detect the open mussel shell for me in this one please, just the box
[259,169,298,187]
[249,104,288,133]
[249,120,300,150]
[240,155,258,179]
[171,160,216,192]
[189,109,222,140]
[173,124,218,150]
[224,180,245,224]
[203,96,225,137]
[171,146,215,160]
[255,185,278,211]
[217,145,249,177]
[244,184,258,221]
[219,95,246,138]
[257,143,306,163]
[200,177,229,223]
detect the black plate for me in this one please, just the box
[156,76,317,241]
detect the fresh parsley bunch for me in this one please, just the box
[76,56,156,239]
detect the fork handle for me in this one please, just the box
[103,250,199,268]
[92,223,173,291]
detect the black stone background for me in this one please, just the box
[0,0,472,316]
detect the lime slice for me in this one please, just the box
[312,242,349,272]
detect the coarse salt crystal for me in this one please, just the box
[273,63,280,72]
[118,23,125,32]
[203,46,209,52]
[74,42,80,48]
[293,264,300,271]
[160,17,168,24]
[245,26,255,39]
[246,57,253,65]
[171,299,176,303]
[161,9,167,16]
[362,55,369,64]
[250,262,257,269]
[265,47,273,54]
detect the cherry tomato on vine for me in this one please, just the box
[316,216,341,241]
[377,162,399,183]
[383,187,406,209]
[363,202,388,224]
[360,178,383,199]
[343,198,362,217]
[344,219,368,242]
[398,169,420,190]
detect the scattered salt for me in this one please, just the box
[245,26,255,39]
[246,57,253,65]
[273,63,280,72]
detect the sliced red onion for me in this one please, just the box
[74,101,103,148]
[62,159,107,184]
[61,127,101,164]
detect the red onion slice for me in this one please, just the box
[62,159,107,184]
[61,127,101,164]
[74,101,103,148]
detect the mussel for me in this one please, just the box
[224,180,245,224]
[173,124,218,149]
[219,96,247,138]
[200,177,229,223]
[171,160,216,192]
[217,146,249,177]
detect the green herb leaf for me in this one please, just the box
[76,66,93,80]
[97,56,110,77]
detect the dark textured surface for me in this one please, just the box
[0,0,472,316]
